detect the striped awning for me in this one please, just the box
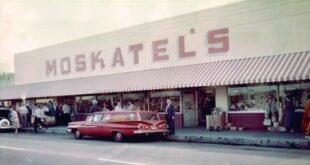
[0,51,309,100]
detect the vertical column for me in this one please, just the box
[216,86,229,123]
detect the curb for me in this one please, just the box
[21,128,68,135]
[166,135,310,150]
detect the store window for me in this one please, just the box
[279,83,310,109]
[228,85,277,111]
[149,90,181,113]
[75,96,96,113]
[123,92,147,111]
[97,94,120,111]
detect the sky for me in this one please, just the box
[0,0,243,73]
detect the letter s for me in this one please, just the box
[208,28,229,54]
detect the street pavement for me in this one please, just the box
[22,126,310,149]
[0,132,310,165]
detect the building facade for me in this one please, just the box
[0,0,309,130]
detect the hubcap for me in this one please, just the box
[75,130,80,137]
[115,132,122,141]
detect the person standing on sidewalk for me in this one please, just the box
[55,103,63,126]
[47,101,56,116]
[90,100,101,113]
[165,98,176,135]
[127,101,135,111]
[18,103,28,128]
[302,95,310,138]
[10,108,20,134]
[62,102,71,125]
[284,95,296,133]
[264,97,278,126]
[33,104,48,133]
[26,104,33,127]
[114,102,123,112]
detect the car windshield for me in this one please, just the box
[139,113,159,121]
[0,109,10,118]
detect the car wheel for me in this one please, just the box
[113,132,124,142]
[0,119,10,129]
[74,129,83,139]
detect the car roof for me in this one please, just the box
[0,107,10,111]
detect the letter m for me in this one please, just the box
[46,59,57,76]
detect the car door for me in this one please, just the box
[79,114,98,136]
[86,113,105,136]
[96,113,111,136]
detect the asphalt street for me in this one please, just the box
[0,132,309,165]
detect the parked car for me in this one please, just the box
[0,107,12,129]
[67,111,169,142]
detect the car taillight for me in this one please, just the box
[138,124,149,129]
[158,124,168,128]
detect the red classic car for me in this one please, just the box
[67,111,169,142]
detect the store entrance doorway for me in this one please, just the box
[183,90,198,127]
[198,88,216,126]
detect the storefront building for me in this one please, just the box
[0,0,309,130]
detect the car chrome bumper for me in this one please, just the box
[66,128,72,133]
[133,130,170,134]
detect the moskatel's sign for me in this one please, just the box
[45,28,229,77]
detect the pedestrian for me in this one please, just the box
[284,95,296,133]
[62,102,71,125]
[165,98,176,135]
[89,100,101,113]
[114,102,123,112]
[128,101,135,111]
[102,102,109,111]
[47,101,56,116]
[26,104,33,127]
[43,103,49,116]
[33,104,48,133]
[55,103,63,125]
[10,108,20,134]
[264,97,278,126]
[18,103,28,127]
[302,95,310,138]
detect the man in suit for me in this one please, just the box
[165,98,176,135]
[47,101,56,116]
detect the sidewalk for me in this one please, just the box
[21,126,310,150]
[22,126,67,135]
[168,128,310,149]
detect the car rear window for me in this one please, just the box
[139,113,159,121]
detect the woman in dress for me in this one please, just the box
[302,95,310,138]
[10,109,20,134]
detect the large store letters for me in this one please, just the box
[46,28,229,77]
